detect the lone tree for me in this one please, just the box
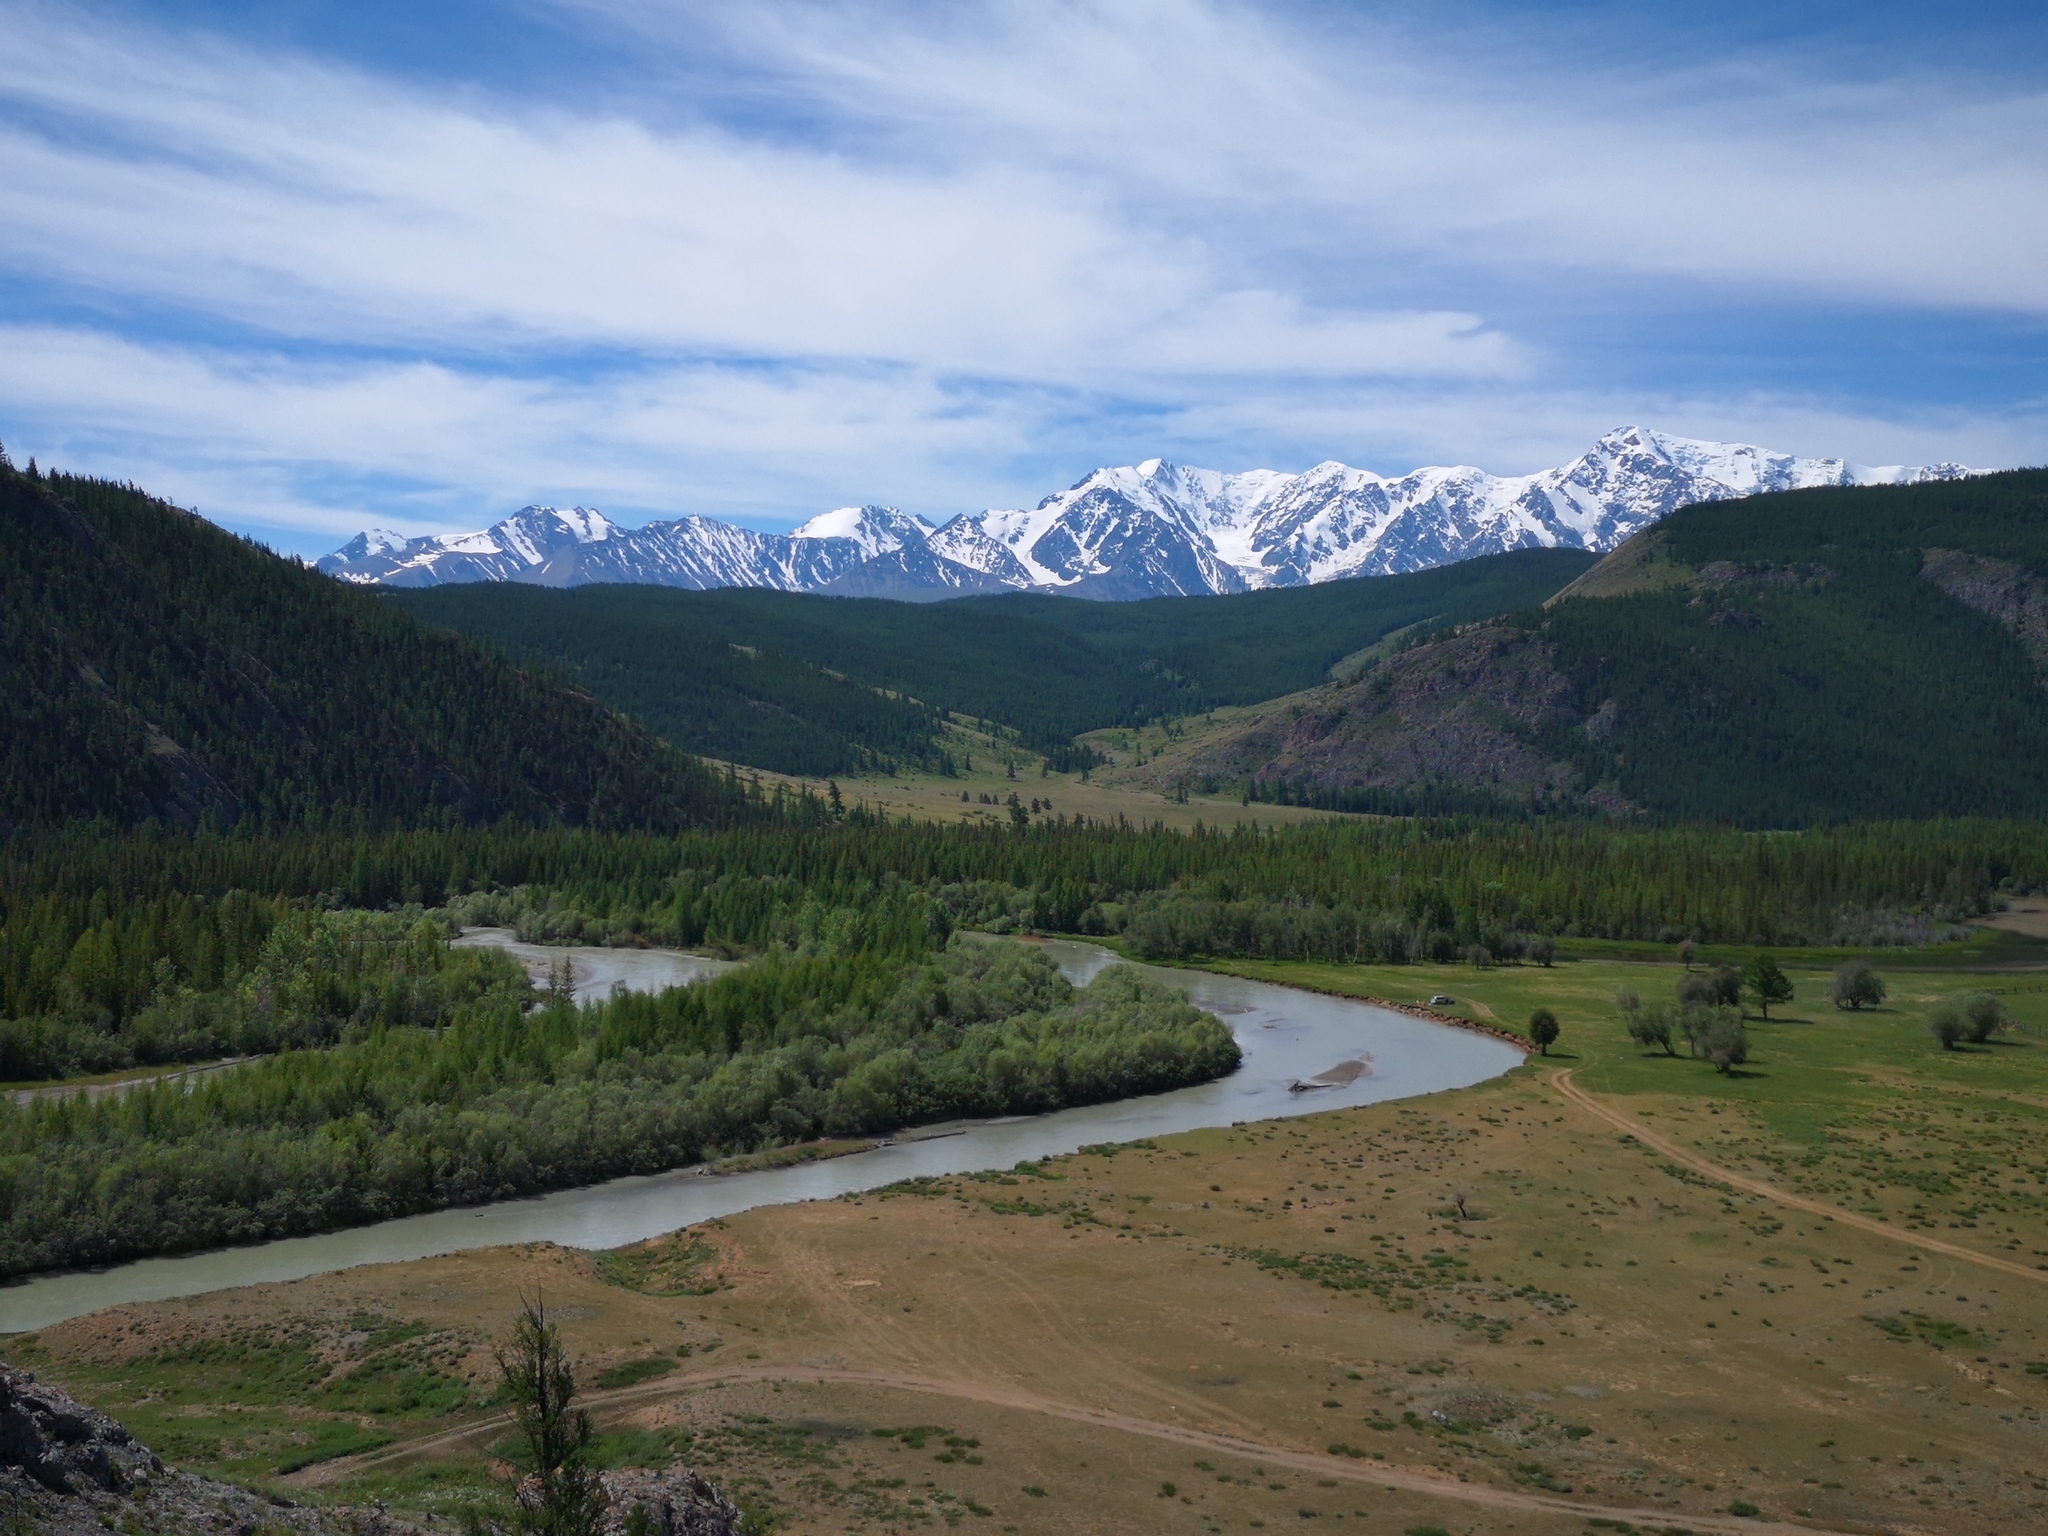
[1740,953,1794,1019]
[498,1296,606,1536]
[1528,1007,1560,1056]
[1828,961,1886,1011]
[1677,939,1699,970]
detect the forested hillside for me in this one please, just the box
[391,547,1595,767]
[0,458,742,834]
[1141,471,2048,825]
[384,582,954,777]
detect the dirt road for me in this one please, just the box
[1550,1067,2047,1286]
[293,1360,1844,1534]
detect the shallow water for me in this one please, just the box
[451,928,734,1000]
[0,940,1522,1331]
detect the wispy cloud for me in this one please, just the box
[0,0,2040,549]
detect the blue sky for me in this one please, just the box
[1,0,2043,555]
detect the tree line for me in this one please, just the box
[0,934,1236,1276]
[5,814,2035,1055]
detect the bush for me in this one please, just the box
[1685,1006,1748,1073]
[1929,1004,1967,1050]
[1679,965,1742,1010]
[1828,961,1886,1011]
[1959,991,2011,1043]
[1616,989,1674,1056]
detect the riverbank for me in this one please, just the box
[0,942,1517,1331]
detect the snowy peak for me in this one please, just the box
[328,527,407,563]
[315,505,619,587]
[318,429,1975,600]
[790,505,935,558]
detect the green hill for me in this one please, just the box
[390,547,1596,770]
[1136,471,2048,826]
[0,460,738,834]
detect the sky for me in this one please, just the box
[1,0,2044,555]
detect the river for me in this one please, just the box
[0,938,1522,1332]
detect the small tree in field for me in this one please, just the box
[1741,953,1794,1019]
[1828,961,1885,1011]
[1677,939,1698,970]
[1616,988,1673,1055]
[498,1296,606,1536]
[1693,1007,1748,1074]
[1929,1003,1967,1051]
[1959,992,2011,1044]
[1528,1007,1560,1056]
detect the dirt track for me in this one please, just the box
[293,1360,1839,1535]
[1550,1067,2048,1286]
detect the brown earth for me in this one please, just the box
[23,1048,2048,1536]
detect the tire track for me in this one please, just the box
[290,1361,1840,1533]
[1550,1067,2046,1286]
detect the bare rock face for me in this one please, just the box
[511,1464,745,1536]
[598,1465,746,1535]
[0,1364,160,1495]
[0,1363,401,1535]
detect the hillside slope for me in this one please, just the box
[0,462,737,834]
[1133,471,2048,825]
[393,547,1597,767]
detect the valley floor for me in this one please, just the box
[715,707,1344,834]
[10,952,2048,1535]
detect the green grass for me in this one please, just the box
[2,1313,480,1489]
[1551,926,2047,970]
[1197,947,2048,1253]
[594,1355,680,1390]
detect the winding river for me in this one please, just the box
[0,938,1523,1332]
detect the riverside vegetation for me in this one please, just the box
[0,920,1234,1277]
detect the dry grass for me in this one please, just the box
[14,952,2048,1534]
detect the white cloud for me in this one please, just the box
[655,0,2048,313]
[0,0,2040,546]
[0,4,1514,380]
[5,324,2034,559]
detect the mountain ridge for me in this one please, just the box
[1121,470,2048,825]
[321,427,1973,600]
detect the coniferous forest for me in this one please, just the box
[3,452,2045,1277]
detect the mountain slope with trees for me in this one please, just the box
[1132,471,2048,825]
[392,547,1596,768]
[0,456,740,835]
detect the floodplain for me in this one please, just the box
[12,943,2047,1535]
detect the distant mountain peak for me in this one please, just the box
[318,430,1976,600]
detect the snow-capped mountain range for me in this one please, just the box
[319,427,1973,601]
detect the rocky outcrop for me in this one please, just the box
[1922,547,2048,672]
[0,1364,160,1494]
[1125,623,1632,816]
[598,1466,745,1535]
[0,1364,393,1534]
